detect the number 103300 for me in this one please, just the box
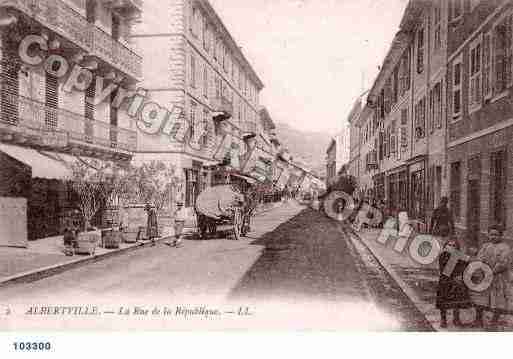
[13,342,51,351]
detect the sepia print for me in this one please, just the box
[1,0,513,333]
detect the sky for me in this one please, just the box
[209,0,409,134]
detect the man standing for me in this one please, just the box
[472,225,512,329]
[171,202,186,248]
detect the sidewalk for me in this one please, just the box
[0,201,287,288]
[352,228,513,331]
[0,233,175,288]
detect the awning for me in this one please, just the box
[0,143,72,180]
[0,144,113,180]
[229,172,257,185]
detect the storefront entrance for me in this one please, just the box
[467,156,481,247]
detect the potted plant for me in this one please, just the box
[121,161,182,243]
[68,160,112,255]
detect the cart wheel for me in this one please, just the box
[208,221,217,235]
[233,208,243,241]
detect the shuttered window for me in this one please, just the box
[493,16,512,95]
[85,77,95,142]
[483,32,493,99]
[110,90,118,147]
[1,60,20,125]
[45,72,58,129]
[469,37,482,111]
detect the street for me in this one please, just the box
[0,202,432,331]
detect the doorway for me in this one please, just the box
[467,156,481,247]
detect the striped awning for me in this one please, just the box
[0,143,72,180]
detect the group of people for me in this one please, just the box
[351,197,386,232]
[145,202,187,248]
[347,193,513,330]
[431,197,512,330]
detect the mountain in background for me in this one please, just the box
[274,122,332,178]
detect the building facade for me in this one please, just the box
[351,0,450,222]
[0,0,142,241]
[133,0,268,210]
[446,0,513,246]
[325,128,349,187]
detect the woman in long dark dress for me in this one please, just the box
[145,204,159,246]
[436,238,472,328]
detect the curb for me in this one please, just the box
[0,203,286,290]
[0,236,171,290]
[345,227,440,331]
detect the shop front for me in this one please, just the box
[386,165,409,215]
[408,157,427,222]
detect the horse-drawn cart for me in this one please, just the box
[195,185,247,240]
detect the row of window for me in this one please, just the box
[190,54,257,126]
[189,3,258,106]
[188,98,259,147]
[451,11,513,120]
[449,0,481,23]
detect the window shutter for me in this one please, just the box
[400,126,408,148]
[483,32,492,98]
[437,81,443,128]
[507,14,513,86]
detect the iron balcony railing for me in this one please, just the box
[92,26,142,80]
[102,0,143,13]
[241,121,259,136]
[0,92,137,152]
[212,96,233,119]
[2,0,142,79]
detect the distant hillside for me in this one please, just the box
[274,122,331,177]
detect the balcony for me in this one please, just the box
[2,0,142,80]
[0,93,137,156]
[102,0,143,15]
[241,121,258,140]
[92,26,142,80]
[212,96,233,121]
[3,0,93,51]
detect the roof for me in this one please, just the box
[367,0,428,104]
[199,0,265,90]
[326,138,336,154]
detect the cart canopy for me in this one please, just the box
[195,185,244,219]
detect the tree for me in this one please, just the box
[70,159,112,232]
[125,161,182,212]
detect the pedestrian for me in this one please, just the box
[145,204,159,246]
[472,224,512,330]
[171,202,186,248]
[436,237,471,328]
[63,226,77,256]
[430,197,455,245]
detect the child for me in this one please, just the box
[63,227,77,256]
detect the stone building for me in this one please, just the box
[446,0,513,246]
[350,0,450,223]
[0,0,142,241]
[132,0,266,210]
